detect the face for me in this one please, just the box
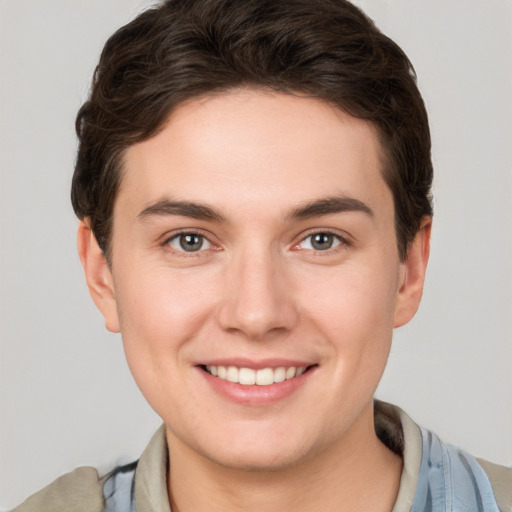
[81,89,429,471]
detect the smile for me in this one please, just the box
[204,365,308,386]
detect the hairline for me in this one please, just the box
[95,87,408,264]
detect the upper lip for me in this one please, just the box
[196,358,316,370]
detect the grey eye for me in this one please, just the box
[168,233,211,252]
[311,233,334,250]
[300,233,341,251]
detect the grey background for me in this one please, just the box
[1,0,511,508]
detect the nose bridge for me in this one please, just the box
[217,241,297,339]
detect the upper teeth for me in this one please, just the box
[206,365,307,386]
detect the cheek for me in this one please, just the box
[303,262,398,332]
[113,265,219,366]
[112,266,222,420]
[297,257,400,388]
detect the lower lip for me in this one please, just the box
[198,367,314,405]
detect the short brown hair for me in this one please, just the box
[72,0,433,261]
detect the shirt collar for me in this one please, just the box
[135,424,171,512]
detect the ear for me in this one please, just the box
[77,220,120,333]
[394,217,432,328]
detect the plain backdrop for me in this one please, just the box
[1,0,511,508]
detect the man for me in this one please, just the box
[12,0,511,511]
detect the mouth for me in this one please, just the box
[201,364,314,386]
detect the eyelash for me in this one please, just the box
[293,231,349,254]
[162,230,349,256]
[164,231,216,256]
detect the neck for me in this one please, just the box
[166,404,403,512]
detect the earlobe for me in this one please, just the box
[393,217,432,328]
[77,220,120,333]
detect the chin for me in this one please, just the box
[205,445,309,473]
[188,426,323,473]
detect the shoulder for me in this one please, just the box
[376,401,512,512]
[11,466,105,512]
[415,423,511,512]
[9,428,165,512]
[478,458,512,512]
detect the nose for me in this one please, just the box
[216,247,299,341]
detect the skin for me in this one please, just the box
[78,88,430,512]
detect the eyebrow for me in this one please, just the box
[138,199,226,223]
[288,196,374,220]
[137,195,373,224]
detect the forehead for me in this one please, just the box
[119,89,391,220]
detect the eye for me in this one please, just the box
[167,233,212,252]
[298,232,343,251]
